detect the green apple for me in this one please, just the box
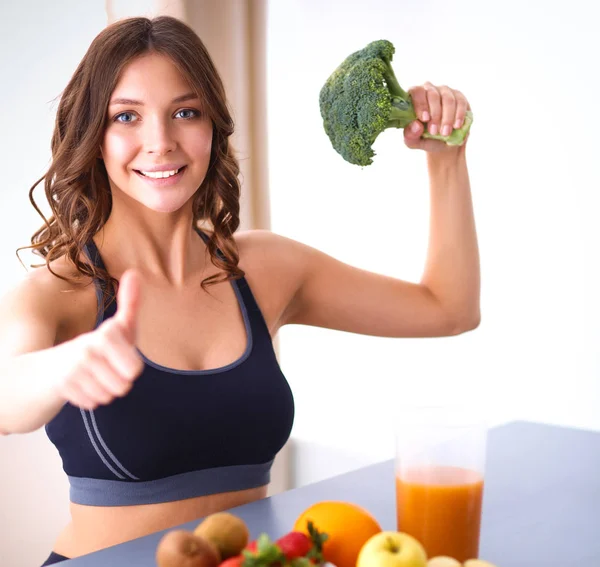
[357,531,427,567]
[426,558,461,567]
[464,561,497,567]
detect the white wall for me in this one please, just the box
[266,0,600,485]
[0,2,109,566]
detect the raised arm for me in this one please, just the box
[264,83,480,338]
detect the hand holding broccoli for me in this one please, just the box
[402,82,471,154]
[319,40,473,166]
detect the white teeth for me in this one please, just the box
[139,168,181,179]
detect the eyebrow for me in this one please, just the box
[109,92,199,106]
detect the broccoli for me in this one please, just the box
[319,40,473,166]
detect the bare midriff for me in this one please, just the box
[53,484,267,559]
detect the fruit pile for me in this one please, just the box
[156,512,327,567]
[155,502,499,567]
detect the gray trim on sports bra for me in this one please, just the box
[80,409,140,480]
[68,460,273,506]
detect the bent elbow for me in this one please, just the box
[450,311,481,335]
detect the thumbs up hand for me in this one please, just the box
[53,270,145,410]
[114,269,141,344]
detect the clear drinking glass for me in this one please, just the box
[394,405,488,562]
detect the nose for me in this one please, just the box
[143,116,177,155]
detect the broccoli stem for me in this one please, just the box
[388,98,417,128]
[383,60,417,128]
[422,110,474,146]
[382,60,409,99]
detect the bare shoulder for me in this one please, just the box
[0,257,98,356]
[233,230,311,334]
[235,229,310,268]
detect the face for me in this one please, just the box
[101,52,213,214]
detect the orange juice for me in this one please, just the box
[395,465,484,561]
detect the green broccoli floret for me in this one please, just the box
[319,39,473,166]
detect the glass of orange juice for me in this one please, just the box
[394,405,488,562]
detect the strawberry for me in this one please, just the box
[275,532,312,560]
[220,555,245,567]
[227,526,328,567]
[242,533,285,567]
[245,540,258,553]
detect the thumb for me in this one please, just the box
[403,120,426,150]
[115,269,141,343]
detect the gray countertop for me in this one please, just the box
[62,421,600,567]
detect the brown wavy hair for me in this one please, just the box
[19,15,244,299]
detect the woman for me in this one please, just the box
[0,15,480,566]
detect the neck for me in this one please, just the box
[95,198,207,287]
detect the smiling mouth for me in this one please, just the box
[134,166,187,179]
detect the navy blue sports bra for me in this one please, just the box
[45,231,295,506]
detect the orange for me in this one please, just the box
[293,501,382,567]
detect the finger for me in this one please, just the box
[453,90,469,129]
[115,269,141,343]
[439,86,457,137]
[62,376,104,409]
[404,120,425,149]
[96,323,144,380]
[85,351,134,398]
[60,382,97,409]
[408,86,430,122]
[77,371,114,406]
[424,83,442,136]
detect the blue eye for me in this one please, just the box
[114,112,136,123]
[175,109,199,119]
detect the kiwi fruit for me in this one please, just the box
[194,512,250,560]
[156,529,221,567]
